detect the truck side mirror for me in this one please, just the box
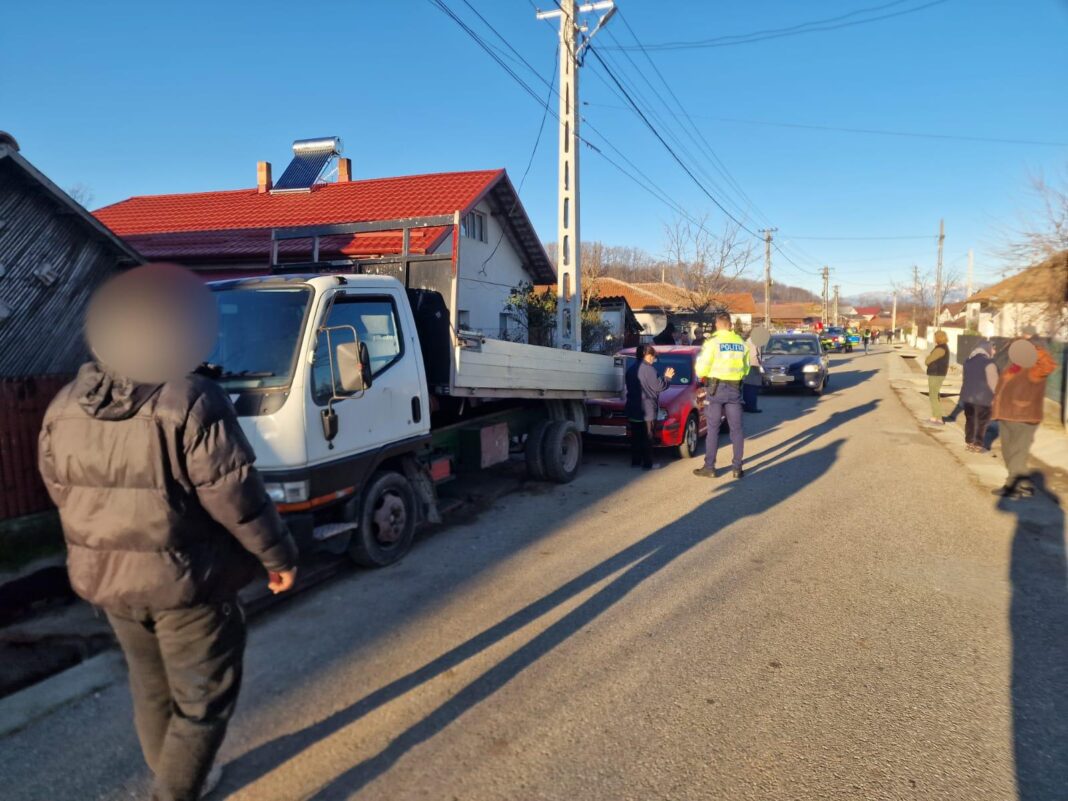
[336,340,373,393]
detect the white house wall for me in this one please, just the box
[440,201,532,340]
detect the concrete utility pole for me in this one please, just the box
[966,248,974,300]
[933,218,945,329]
[912,264,920,339]
[536,0,616,351]
[821,266,830,326]
[759,228,776,327]
[832,284,840,327]
[891,291,898,338]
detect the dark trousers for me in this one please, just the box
[742,382,760,412]
[703,383,744,470]
[630,419,654,468]
[107,601,247,801]
[963,402,992,447]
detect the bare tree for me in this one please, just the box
[66,183,94,209]
[664,215,754,324]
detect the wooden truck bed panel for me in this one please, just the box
[452,337,622,399]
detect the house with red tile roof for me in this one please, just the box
[94,140,555,339]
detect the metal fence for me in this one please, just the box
[0,376,70,520]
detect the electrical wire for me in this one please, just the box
[608,0,952,51]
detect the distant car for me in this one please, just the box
[819,326,852,353]
[761,334,829,395]
[846,329,862,348]
[586,346,709,458]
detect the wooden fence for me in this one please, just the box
[0,376,70,520]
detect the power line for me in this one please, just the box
[607,0,951,51]
[786,234,938,241]
[584,102,1068,148]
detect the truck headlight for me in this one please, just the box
[802,364,821,373]
[264,480,310,504]
[656,408,669,421]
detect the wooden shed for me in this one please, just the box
[0,132,142,520]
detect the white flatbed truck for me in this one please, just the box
[207,242,621,567]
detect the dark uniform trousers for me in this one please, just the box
[703,381,744,470]
[107,600,246,801]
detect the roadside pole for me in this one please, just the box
[760,228,776,327]
[535,1,616,352]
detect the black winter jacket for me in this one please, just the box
[38,362,298,612]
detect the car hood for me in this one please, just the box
[763,354,821,368]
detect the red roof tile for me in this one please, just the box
[94,170,504,236]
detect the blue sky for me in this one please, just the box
[3,0,1066,298]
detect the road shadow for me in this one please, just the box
[827,368,878,393]
[745,399,880,471]
[223,441,845,799]
[1001,475,1068,799]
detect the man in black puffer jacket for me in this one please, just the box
[38,265,298,801]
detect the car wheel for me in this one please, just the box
[349,471,417,567]
[525,420,551,481]
[542,420,583,483]
[811,379,825,396]
[678,413,700,459]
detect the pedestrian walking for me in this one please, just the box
[960,341,998,452]
[872,329,880,346]
[742,334,763,413]
[624,345,675,470]
[37,265,299,801]
[693,313,750,479]
[862,328,871,353]
[991,328,1056,498]
[924,330,951,425]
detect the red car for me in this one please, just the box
[585,345,708,459]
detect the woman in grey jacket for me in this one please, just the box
[960,341,998,452]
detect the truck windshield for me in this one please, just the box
[207,287,311,389]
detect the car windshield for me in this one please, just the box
[207,286,311,389]
[623,353,694,385]
[765,337,819,356]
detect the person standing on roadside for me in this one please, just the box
[991,327,1056,498]
[693,313,750,479]
[742,333,763,414]
[862,328,872,353]
[624,345,675,470]
[924,330,951,425]
[38,265,299,801]
[960,340,998,452]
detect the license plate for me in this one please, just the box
[770,375,794,383]
[589,424,628,437]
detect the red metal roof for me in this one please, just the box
[94,169,504,236]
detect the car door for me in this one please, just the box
[305,289,424,468]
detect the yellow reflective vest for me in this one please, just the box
[696,330,750,381]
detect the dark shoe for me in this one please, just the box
[732,468,744,479]
[692,466,716,478]
[992,481,1023,499]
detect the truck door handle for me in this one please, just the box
[411,396,422,423]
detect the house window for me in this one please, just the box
[461,211,487,243]
[458,310,471,330]
[499,311,516,340]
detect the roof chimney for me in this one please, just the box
[338,157,352,183]
[257,161,272,193]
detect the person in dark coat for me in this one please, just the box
[38,265,298,801]
[624,346,675,469]
[960,341,998,452]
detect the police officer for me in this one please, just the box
[693,312,750,479]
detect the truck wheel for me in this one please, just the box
[542,420,582,483]
[525,420,551,481]
[678,413,700,459]
[349,471,417,567]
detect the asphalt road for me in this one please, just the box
[4,347,1066,801]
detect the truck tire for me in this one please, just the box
[348,471,417,567]
[525,420,551,480]
[678,413,700,459]
[542,420,582,484]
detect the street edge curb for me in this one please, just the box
[0,649,125,738]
